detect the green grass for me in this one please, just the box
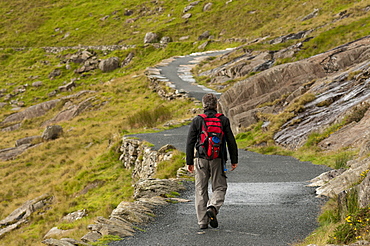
[155,150,186,179]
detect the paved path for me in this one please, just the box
[110,51,332,246]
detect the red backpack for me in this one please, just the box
[198,113,224,160]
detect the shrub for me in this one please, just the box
[334,152,353,169]
[329,206,370,244]
[345,102,370,124]
[128,105,172,128]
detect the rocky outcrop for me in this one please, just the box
[1,91,94,127]
[1,90,96,132]
[318,104,370,152]
[310,157,370,199]
[0,144,36,161]
[40,138,188,245]
[1,99,61,125]
[42,125,63,140]
[218,36,370,150]
[274,60,370,149]
[98,57,120,72]
[41,96,100,127]
[119,137,177,180]
[144,32,160,44]
[0,125,63,161]
[309,157,370,218]
[0,91,101,161]
[0,194,53,239]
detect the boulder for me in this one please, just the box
[44,227,75,239]
[1,99,61,124]
[94,217,134,237]
[1,123,21,132]
[60,238,91,246]
[121,52,135,67]
[48,69,62,79]
[144,32,160,44]
[0,144,33,161]
[98,57,120,72]
[62,209,88,222]
[160,36,172,44]
[110,201,153,223]
[15,136,42,147]
[80,231,102,243]
[184,1,200,12]
[42,238,75,246]
[179,36,189,41]
[198,31,210,40]
[58,80,76,92]
[182,13,192,19]
[183,5,194,13]
[32,81,43,87]
[42,125,63,140]
[203,3,213,11]
[269,30,311,44]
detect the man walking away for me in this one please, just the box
[186,93,238,230]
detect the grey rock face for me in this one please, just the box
[42,125,63,140]
[144,32,160,44]
[98,57,120,72]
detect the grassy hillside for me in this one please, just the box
[1,0,369,48]
[1,0,370,245]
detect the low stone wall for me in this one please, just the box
[119,137,176,180]
[68,138,187,244]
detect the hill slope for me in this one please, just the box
[1,0,370,245]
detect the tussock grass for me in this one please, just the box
[155,150,186,179]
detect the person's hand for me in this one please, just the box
[187,165,194,173]
[230,163,238,171]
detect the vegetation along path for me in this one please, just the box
[110,51,332,246]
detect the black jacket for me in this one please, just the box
[186,109,238,166]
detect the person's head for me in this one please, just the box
[202,93,218,111]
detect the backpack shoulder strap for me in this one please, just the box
[215,113,223,118]
[198,114,207,119]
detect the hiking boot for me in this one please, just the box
[199,224,208,229]
[206,207,218,228]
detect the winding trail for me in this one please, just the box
[110,51,331,246]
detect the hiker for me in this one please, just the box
[186,93,238,230]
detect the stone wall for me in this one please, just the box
[119,137,176,180]
[40,137,187,245]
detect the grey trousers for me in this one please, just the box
[194,157,227,225]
